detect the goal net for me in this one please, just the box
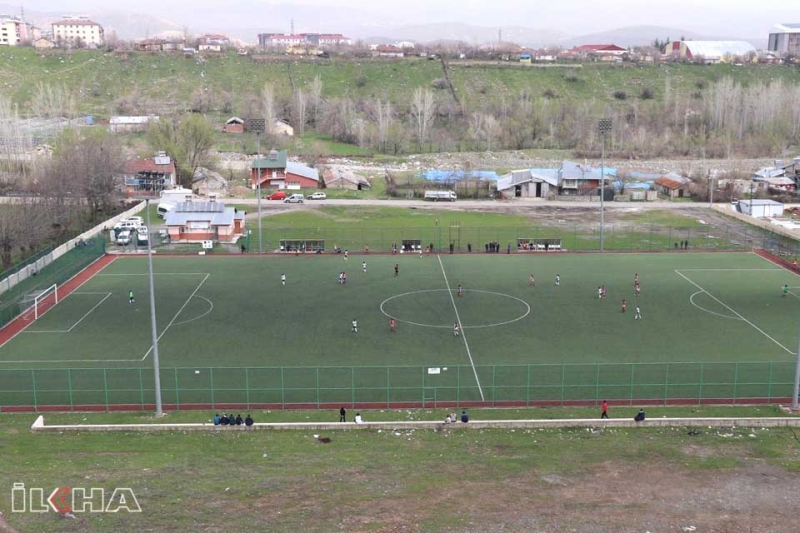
[21,284,58,321]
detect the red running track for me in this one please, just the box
[0,254,117,349]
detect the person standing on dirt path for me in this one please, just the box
[601,401,609,419]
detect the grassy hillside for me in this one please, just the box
[3,48,800,117]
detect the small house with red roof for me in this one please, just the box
[654,173,692,198]
[122,152,178,198]
[572,44,627,60]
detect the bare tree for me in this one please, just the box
[293,89,307,135]
[309,75,323,126]
[371,99,393,153]
[261,83,277,141]
[411,87,436,152]
[30,83,77,119]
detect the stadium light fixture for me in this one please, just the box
[598,118,613,252]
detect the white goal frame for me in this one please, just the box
[25,284,58,321]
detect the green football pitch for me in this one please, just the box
[0,251,797,409]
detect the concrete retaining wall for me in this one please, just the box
[30,415,800,433]
[712,205,800,243]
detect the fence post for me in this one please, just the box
[664,364,670,406]
[456,366,461,407]
[280,367,285,409]
[595,363,600,403]
[628,365,635,404]
[733,362,739,404]
[103,368,109,412]
[491,365,496,406]
[209,367,214,409]
[316,367,320,409]
[526,365,531,407]
[698,363,704,405]
[31,370,38,411]
[67,368,74,411]
[139,368,144,410]
[386,367,391,408]
[245,368,250,410]
[174,369,180,411]
[351,367,355,407]
[767,361,773,402]
[649,225,653,252]
[560,365,566,406]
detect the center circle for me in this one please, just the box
[379,289,531,329]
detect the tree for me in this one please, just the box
[411,87,436,152]
[293,89,307,135]
[46,129,125,220]
[371,99,393,153]
[261,82,277,141]
[147,115,215,187]
[309,75,323,127]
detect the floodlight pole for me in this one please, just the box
[598,119,613,252]
[794,333,800,410]
[257,131,262,254]
[708,170,714,209]
[145,199,163,416]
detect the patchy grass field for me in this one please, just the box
[1,407,799,532]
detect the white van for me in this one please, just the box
[424,190,457,202]
[157,202,176,218]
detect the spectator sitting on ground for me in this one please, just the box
[213,413,220,425]
[245,414,254,427]
[220,413,229,425]
[354,412,364,424]
[634,409,646,422]
[444,414,453,423]
[460,411,469,423]
[235,414,243,426]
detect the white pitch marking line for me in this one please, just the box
[676,269,783,272]
[688,291,742,321]
[95,273,210,276]
[437,255,484,401]
[141,273,211,362]
[675,270,793,355]
[172,295,214,327]
[68,293,113,332]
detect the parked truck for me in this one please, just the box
[424,190,457,202]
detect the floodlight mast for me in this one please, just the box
[145,198,163,416]
[247,118,267,254]
[598,118,613,252]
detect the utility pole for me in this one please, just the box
[598,118,613,252]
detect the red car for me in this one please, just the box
[267,190,287,200]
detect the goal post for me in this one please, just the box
[22,284,58,321]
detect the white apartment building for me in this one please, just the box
[52,16,104,47]
[0,15,36,46]
[768,23,800,56]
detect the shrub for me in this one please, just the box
[355,75,367,88]
[640,88,654,100]
[431,78,449,90]
[564,71,580,82]
[542,88,557,99]
[613,90,627,100]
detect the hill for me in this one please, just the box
[1,48,799,119]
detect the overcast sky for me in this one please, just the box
[12,0,798,36]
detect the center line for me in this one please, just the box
[437,255,485,401]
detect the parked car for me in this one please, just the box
[127,216,144,226]
[307,192,327,200]
[284,194,305,204]
[116,230,132,245]
[113,220,138,231]
[267,190,287,200]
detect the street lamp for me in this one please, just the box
[247,118,267,253]
[598,118,613,251]
[708,170,716,209]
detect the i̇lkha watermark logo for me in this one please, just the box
[12,483,141,514]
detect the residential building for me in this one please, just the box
[572,44,626,57]
[109,115,159,133]
[33,37,55,50]
[258,32,351,48]
[654,173,692,199]
[223,116,245,134]
[271,119,294,137]
[373,44,404,58]
[739,199,784,218]
[668,41,756,64]
[0,15,37,46]
[52,17,104,47]
[768,23,800,56]
[322,167,371,190]
[250,149,319,190]
[122,152,178,198]
[164,199,245,243]
[497,161,616,199]
[197,33,229,51]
